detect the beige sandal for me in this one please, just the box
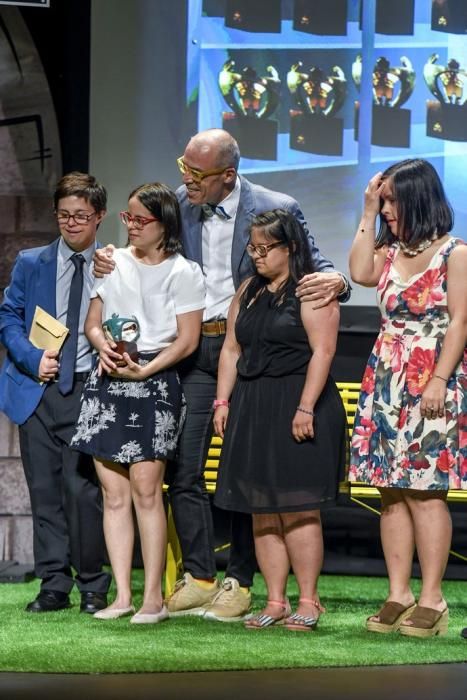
[366,601,417,633]
[399,605,449,638]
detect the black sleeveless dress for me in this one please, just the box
[214,288,347,514]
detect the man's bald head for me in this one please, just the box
[187,129,241,171]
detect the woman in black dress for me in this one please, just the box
[213,209,346,631]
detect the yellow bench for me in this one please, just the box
[164,381,466,594]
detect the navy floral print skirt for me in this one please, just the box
[71,354,186,464]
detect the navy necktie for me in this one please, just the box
[58,254,85,396]
[201,203,231,220]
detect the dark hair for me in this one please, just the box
[54,172,107,212]
[128,182,183,254]
[375,158,454,249]
[242,209,315,307]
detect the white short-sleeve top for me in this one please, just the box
[92,248,205,353]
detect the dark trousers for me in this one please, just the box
[18,381,111,595]
[167,335,257,587]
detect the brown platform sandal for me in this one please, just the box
[399,605,449,638]
[284,598,325,632]
[366,601,417,634]
[244,599,291,629]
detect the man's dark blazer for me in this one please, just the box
[176,175,341,291]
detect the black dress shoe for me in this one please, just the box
[80,591,108,614]
[25,590,71,613]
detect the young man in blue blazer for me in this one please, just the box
[0,172,111,613]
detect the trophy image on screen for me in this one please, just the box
[218,59,280,160]
[287,62,346,155]
[424,55,467,142]
[102,313,140,367]
[293,0,348,36]
[431,0,467,34]
[353,54,415,147]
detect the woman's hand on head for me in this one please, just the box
[213,405,229,439]
[363,171,385,218]
[292,410,314,442]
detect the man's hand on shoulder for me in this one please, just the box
[296,271,346,309]
[38,349,59,382]
[93,244,116,278]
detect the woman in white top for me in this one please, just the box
[71,183,205,623]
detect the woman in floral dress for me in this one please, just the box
[349,159,466,638]
[71,183,205,623]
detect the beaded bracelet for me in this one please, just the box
[213,399,229,409]
[296,406,314,416]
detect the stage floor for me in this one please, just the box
[1,664,467,700]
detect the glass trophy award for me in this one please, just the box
[219,60,280,160]
[288,62,346,155]
[102,313,140,367]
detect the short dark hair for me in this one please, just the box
[54,172,107,212]
[242,209,315,307]
[376,159,454,249]
[128,182,182,254]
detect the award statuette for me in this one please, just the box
[353,54,415,148]
[424,55,467,142]
[218,60,280,160]
[287,62,346,155]
[102,313,140,367]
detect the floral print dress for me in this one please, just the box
[350,238,466,491]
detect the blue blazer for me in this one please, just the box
[176,175,342,291]
[0,239,99,425]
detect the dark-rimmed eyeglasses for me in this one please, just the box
[56,211,96,225]
[120,211,159,229]
[176,156,228,183]
[246,241,284,258]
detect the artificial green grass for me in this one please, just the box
[0,572,466,673]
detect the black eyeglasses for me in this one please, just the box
[56,212,96,225]
[246,241,284,258]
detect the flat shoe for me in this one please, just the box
[399,605,449,638]
[244,599,291,629]
[130,605,169,624]
[94,605,135,620]
[366,601,417,634]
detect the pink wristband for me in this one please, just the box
[213,399,229,409]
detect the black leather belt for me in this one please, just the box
[201,320,227,337]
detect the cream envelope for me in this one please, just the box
[29,306,69,351]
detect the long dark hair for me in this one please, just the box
[375,159,454,250]
[242,209,315,308]
[128,182,183,254]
